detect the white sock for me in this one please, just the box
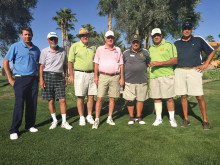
[168,111,175,120]
[155,102,162,120]
[108,116,112,119]
[51,113,57,122]
[95,118,99,122]
[87,115,92,117]
[62,114,66,123]
[80,116,85,119]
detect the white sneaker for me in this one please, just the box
[135,118,146,125]
[92,120,99,129]
[79,116,86,126]
[86,115,95,124]
[169,119,178,127]
[152,119,163,126]
[61,122,73,130]
[28,127,38,132]
[106,117,116,125]
[10,133,18,140]
[49,121,58,130]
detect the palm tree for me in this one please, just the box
[52,8,77,54]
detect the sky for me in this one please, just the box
[1,0,220,68]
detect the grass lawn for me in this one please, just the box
[0,76,219,165]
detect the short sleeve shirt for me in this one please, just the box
[68,40,96,71]
[149,39,177,79]
[174,36,214,68]
[123,47,150,83]
[4,41,40,76]
[39,46,67,73]
[93,45,123,74]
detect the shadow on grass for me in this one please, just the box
[0,79,10,87]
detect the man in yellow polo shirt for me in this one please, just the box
[149,28,178,127]
[68,28,97,126]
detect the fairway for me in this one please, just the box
[0,77,219,165]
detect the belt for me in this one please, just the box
[181,67,196,69]
[43,71,63,76]
[15,74,38,77]
[75,70,94,73]
[99,72,119,76]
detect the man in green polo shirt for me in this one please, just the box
[149,28,178,127]
[68,28,97,126]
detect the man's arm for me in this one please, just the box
[63,63,68,87]
[68,61,74,85]
[94,63,99,86]
[39,64,45,90]
[3,59,14,86]
[196,50,216,72]
[150,57,177,67]
[119,64,124,86]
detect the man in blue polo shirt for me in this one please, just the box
[174,22,216,130]
[3,27,40,140]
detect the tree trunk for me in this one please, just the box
[144,33,151,49]
[136,29,139,34]
[61,20,64,48]
[108,12,112,31]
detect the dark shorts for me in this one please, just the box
[42,72,66,100]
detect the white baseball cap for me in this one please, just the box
[105,31,114,37]
[151,28,162,36]
[47,32,58,39]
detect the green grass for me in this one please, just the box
[203,69,220,80]
[0,76,220,165]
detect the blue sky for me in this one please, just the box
[1,0,220,68]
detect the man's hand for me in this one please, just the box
[65,78,68,87]
[40,79,45,90]
[9,78,15,86]
[150,61,160,67]
[195,63,208,73]
[94,77,99,86]
[69,75,74,85]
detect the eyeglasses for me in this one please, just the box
[106,36,114,39]
[152,34,161,38]
[80,34,89,37]
[183,27,192,30]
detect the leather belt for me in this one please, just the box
[15,74,38,77]
[43,71,62,76]
[181,67,196,69]
[99,72,119,76]
[75,70,94,73]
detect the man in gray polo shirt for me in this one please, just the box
[39,32,72,130]
[123,34,150,125]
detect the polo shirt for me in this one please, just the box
[4,41,40,76]
[93,44,123,74]
[123,47,150,83]
[149,39,177,79]
[174,36,214,68]
[39,46,67,73]
[68,40,96,71]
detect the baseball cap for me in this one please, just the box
[182,22,193,29]
[47,32,58,39]
[130,34,141,42]
[105,31,114,38]
[151,28,162,36]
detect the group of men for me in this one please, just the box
[3,21,216,140]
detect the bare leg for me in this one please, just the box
[196,95,208,122]
[95,97,104,118]
[77,96,85,117]
[108,97,115,117]
[181,95,188,120]
[136,101,144,118]
[87,95,94,115]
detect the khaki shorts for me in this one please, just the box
[174,68,203,96]
[74,71,97,96]
[123,82,148,102]
[97,74,120,98]
[150,75,175,99]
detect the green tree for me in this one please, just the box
[52,8,77,55]
[205,35,215,42]
[0,0,38,57]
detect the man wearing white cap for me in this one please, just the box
[68,28,97,126]
[92,30,124,129]
[149,28,178,127]
[39,32,72,130]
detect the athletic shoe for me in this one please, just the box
[169,119,178,127]
[181,119,190,127]
[128,117,135,125]
[61,122,73,130]
[152,119,163,126]
[10,133,18,140]
[28,127,38,132]
[79,116,86,126]
[106,117,116,125]
[92,120,99,129]
[135,118,146,125]
[202,122,210,130]
[49,121,58,130]
[86,115,95,124]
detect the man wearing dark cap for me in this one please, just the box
[174,22,216,130]
[149,28,178,127]
[123,34,150,125]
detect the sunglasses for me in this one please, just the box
[80,34,89,37]
[152,34,161,38]
[107,36,114,39]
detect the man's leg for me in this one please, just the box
[152,99,163,126]
[181,95,188,120]
[136,101,144,118]
[59,98,72,130]
[196,95,207,122]
[108,97,115,117]
[127,101,135,125]
[92,97,104,129]
[86,95,95,124]
[167,98,177,127]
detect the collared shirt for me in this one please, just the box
[174,36,214,68]
[4,41,40,76]
[93,44,123,74]
[123,47,150,83]
[149,39,177,79]
[39,46,67,73]
[68,40,96,71]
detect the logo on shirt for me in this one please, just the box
[160,48,164,51]
[114,51,118,53]
[130,54,135,57]
[140,53,143,57]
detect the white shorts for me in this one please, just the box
[74,71,97,96]
[174,68,203,96]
